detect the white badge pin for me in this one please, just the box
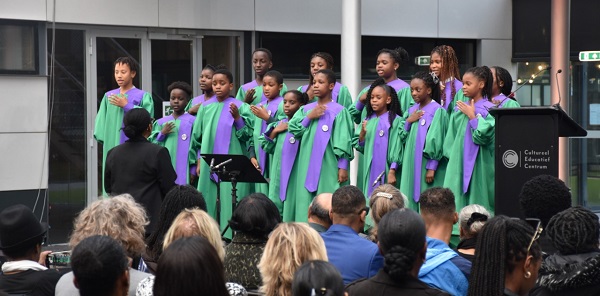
[420,118,426,126]
[268,110,272,116]
[181,134,187,141]
[289,137,296,144]
[322,125,329,132]
[379,130,384,137]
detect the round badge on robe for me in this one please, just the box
[181,134,188,141]
[322,125,329,132]
[379,130,384,137]
[420,118,426,126]
[267,110,272,116]
[289,137,296,144]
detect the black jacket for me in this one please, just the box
[346,270,450,296]
[530,251,600,296]
[105,137,176,234]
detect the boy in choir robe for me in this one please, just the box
[298,52,353,108]
[235,48,287,106]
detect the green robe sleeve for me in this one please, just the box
[93,93,109,144]
[471,115,495,146]
[235,86,246,101]
[332,109,355,163]
[190,106,205,159]
[387,116,405,167]
[235,103,255,142]
[137,92,155,116]
[501,99,521,108]
[149,121,164,144]
[348,88,368,124]
[423,108,449,164]
[337,85,353,109]
[288,106,309,139]
[258,121,279,154]
[443,110,460,159]
[397,87,414,118]
[448,89,467,113]
[352,122,365,154]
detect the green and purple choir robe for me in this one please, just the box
[288,101,354,222]
[94,87,154,195]
[297,82,353,108]
[235,80,288,106]
[443,99,495,215]
[352,112,405,199]
[250,96,284,196]
[185,93,215,112]
[439,78,464,113]
[399,101,448,212]
[259,118,301,220]
[493,94,521,108]
[190,97,254,238]
[347,79,413,193]
[150,113,196,185]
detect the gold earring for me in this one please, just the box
[524,271,531,279]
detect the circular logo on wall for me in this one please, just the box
[503,150,519,168]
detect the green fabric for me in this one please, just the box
[235,83,288,106]
[94,91,154,195]
[296,84,353,109]
[352,115,406,199]
[190,100,254,239]
[443,108,495,235]
[448,89,468,113]
[287,105,354,222]
[149,117,195,184]
[400,108,448,212]
[500,99,521,108]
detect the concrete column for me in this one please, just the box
[550,0,570,183]
[341,0,361,185]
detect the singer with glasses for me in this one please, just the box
[467,216,543,296]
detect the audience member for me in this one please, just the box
[142,185,207,273]
[346,209,450,296]
[71,235,130,296]
[225,193,281,290]
[0,204,60,295]
[468,216,542,296]
[292,260,345,296]
[418,187,471,296]
[368,184,405,242]
[519,175,571,255]
[259,222,328,296]
[456,204,490,262]
[531,206,600,295]
[321,185,383,285]
[56,194,150,296]
[308,193,333,233]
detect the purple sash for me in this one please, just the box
[494,94,510,108]
[460,99,495,193]
[242,80,267,103]
[367,112,392,197]
[257,96,283,175]
[204,97,243,182]
[191,94,216,107]
[304,102,344,192]
[301,82,342,103]
[157,113,194,185]
[278,119,300,201]
[387,79,410,93]
[105,88,146,144]
[442,79,463,110]
[408,101,443,202]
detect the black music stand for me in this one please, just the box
[201,154,268,231]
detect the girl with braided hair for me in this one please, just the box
[400,71,449,211]
[352,77,405,198]
[468,216,542,296]
[346,208,450,296]
[430,45,464,112]
[531,206,600,295]
[490,66,521,108]
[298,52,353,108]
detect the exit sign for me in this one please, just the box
[415,55,431,66]
[579,51,600,61]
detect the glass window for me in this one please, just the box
[0,21,38,74]
[514,62,552,106]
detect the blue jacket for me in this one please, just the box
[419,237,471,296]
[321,224,384,284]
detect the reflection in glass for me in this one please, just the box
[151,39,192,119]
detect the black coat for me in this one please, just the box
[345,270,450,296]
[530,251,600,296]
[105,137,176,234]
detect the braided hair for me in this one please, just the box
[412,71,441,105]
[145,185,207,259]
[365,77,402,126]
[464,66,493,100]
[546,206,599,255]
[491,66,515,100]
[378,209,427,282]
[468,216,542,296]
[431,45,461,103]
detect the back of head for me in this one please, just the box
[154,236,229,296]
[546,206,600,255]
[122,108,152,139]
[468,216,542,296]
[146,185,207,256]
[308,193,333,226]
[491,66,513,97]
[71,235,129,296]
[229,192,281,239]
[331,185,365,219]
[69,194,147,258]
[259,223,327,296]
[519,175,571,226]
[419,187,456,223]
[459,204,491,239]
[162,208,224,260]
[0,204,46,259]
[292,260,344,296]
[369,184,406,225]
[378,209,426,282]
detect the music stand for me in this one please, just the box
[201,154,268,231]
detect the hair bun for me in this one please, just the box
[467,212,488,228]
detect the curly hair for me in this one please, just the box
[258,223,328,296]
[69,194,148,258]
[162,208,224,261]
[519,175,571,227]
[546,206,600,255]
[365,77,403,126]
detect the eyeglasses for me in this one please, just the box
[525,218,543,256]
[358,206,370,216]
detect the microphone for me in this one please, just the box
[214,158,233,170]
[554,69,563,109]
[372,170,386,188]
[509,66,551,98]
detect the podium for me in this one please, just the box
[490,106,586,218]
